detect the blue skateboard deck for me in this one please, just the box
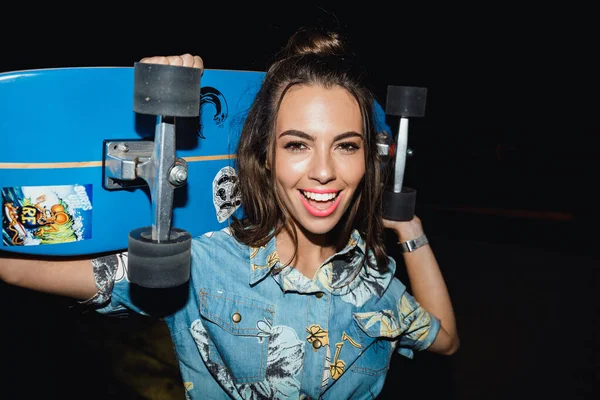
[0,66,265,256]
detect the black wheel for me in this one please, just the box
[385,86,427,118]
[133,62,202,117]
[127,227,192,288]
[383,187,417,221]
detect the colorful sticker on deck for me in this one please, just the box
[2,184,93,246]
[212,166,241,223]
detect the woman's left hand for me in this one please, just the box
[383,214,425,242]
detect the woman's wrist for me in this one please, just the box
[383,215,425,243]
[398,233,429,253]
[392,224,425,243]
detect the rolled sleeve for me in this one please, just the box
[78,253,121,308]
[395,292,441,359]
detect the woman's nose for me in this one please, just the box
[308,150,335,184]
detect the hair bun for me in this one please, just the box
[283,27,346,58]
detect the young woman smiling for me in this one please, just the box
[0,27,458,399]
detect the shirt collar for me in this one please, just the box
[248,229,369,291]
[248,234,280,286]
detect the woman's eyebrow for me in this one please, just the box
[278,130,314,140]
[278,130,363,141]
[334,131,363,141]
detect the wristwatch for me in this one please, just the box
[399,234,429,253]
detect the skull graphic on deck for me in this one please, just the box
[213,166,242,223]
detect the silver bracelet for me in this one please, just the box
[399,234,429,253]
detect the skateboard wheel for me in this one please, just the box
[382,187,417,221]
[133,62,202,117]
[385,86,427,118]
[127,227,192,288]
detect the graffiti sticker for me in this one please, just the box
[2,184,93,246]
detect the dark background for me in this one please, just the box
[1,4,597,399]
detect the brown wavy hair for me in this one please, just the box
[229,27,389,272]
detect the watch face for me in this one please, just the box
[407,240,418,252]
[401,239,415,252]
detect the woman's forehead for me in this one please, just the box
[275,85,363,134]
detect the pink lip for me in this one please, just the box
[299,191,342,217]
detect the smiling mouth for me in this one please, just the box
[300,190,339,202]
[299,190,342,217]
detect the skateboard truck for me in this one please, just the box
[103,62,202,288]
[382,85,427,221]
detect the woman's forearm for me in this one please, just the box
[384,215,460,355]
[0,255,98,301]
[402,244,459,354]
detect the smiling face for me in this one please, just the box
[272,84,365,237]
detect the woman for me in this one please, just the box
[0,27,458,399]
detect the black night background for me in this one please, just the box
[0,4,597,399]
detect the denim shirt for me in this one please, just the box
[87,228,440,399]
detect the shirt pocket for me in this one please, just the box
[350,310,400,376]
[198,289,276,384]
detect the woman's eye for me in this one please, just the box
[337,142,361,153]
[283,141,307,151]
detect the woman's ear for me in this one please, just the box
[265,153,271,171]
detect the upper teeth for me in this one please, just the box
[303,191,337,201]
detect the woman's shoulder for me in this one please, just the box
[192,227,246,254]
[189,227,255,283]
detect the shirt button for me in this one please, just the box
[312,339,322,349]
[315,292,324,299]
[232,312,242,323]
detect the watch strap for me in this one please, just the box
[399,234,429,253]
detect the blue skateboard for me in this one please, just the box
[0,65,264,261]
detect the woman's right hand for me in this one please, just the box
[139,53,204,73]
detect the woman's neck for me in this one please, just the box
[275,226,337,279]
